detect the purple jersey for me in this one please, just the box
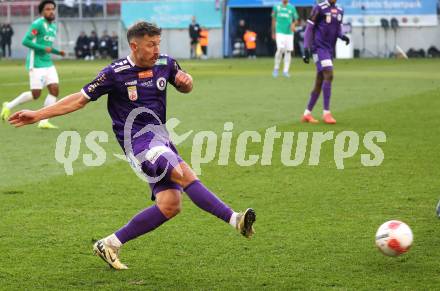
[81,55,181,151]
[310,1,343,54]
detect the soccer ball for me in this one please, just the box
[375,220,413,257]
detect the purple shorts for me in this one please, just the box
[129,138,183,200]
[312,48,334,72]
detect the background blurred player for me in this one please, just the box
[0,23,14,58]
[1,0,65,129]
[8,21,256,270]
[272,0,298,78]
[199,27,209,59]
[244,29,257,59]
[188,16,200,59]
[301,0,349,124]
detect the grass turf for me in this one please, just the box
[0,58,439,289]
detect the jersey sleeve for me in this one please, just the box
[168,57,182,88]
[337,10,345,37]
[22,21,46,53]
[272,5,277,18]
[309,5,321,24]
[292,6,299,21]
[81,65,115,101]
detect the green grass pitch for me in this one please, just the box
[0,58,439,289]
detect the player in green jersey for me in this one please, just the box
[1,0,65,129]
[272,0,298,78]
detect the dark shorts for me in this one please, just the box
[191,38,198,45]
[128,138,183,201]
[312,48,334,72]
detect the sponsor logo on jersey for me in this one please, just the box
[156,77,167,91]
[114,65,131,73]
[145,146,171,164]
[31,29,38,36]
[155,58,168,66]
[125,80,137,86]
[112,60,128,68]
[87,73,106,93]
[140,80,154,87]
[331,8,338,13]
[44,36,55,42]
[138,70,153,79]
[127,86,138,101]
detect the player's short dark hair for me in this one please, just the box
[38,0,56,14]
[127,21,162,42]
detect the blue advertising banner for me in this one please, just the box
[121,1,222,29]
[338,0,438,26]
[227,0,315,7]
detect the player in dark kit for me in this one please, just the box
[301,0,350,124]
[8,22,256,270]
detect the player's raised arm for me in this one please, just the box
[174,70,193,93]
[8,92,89,127]
[22,23,47,54]
[168,58,193,93]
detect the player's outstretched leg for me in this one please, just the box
[174,162,256,238]
[322,69,336,124]
[1,91,33,121]
[94,190,179,269]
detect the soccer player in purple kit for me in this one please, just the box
[300,0,350,124]
[8,21,256,270]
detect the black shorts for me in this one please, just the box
[191,38,198,45]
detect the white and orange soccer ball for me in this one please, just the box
[375,220,413,257]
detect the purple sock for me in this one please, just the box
[115,205,168,244]
[307,91,320,111]
[184,180,233,223]
[322,80,332,111]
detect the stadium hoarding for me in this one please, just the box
[228,0,438,26]
[227,0,315,7]
[338,0,438,26]
[121,0,222,29]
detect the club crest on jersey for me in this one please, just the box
[138,70,153,79]
[127,86,138,101]
[156,77,167,91]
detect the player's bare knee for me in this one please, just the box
[156,190,182,218]
[157,201,182,218]
[48,84,59,96]
[323,70,333,82]
[31,90,41,99]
